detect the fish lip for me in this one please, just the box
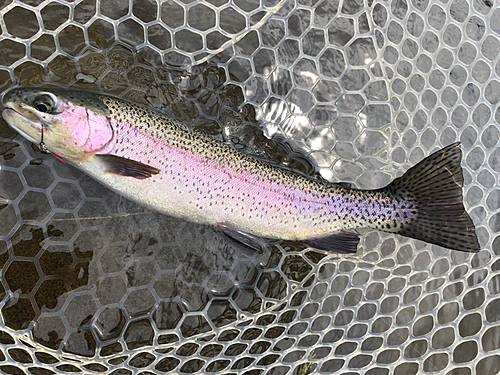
[2,105,43,130]
[2,102,45,145]
[2,109,41,145]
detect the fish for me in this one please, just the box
[1,87,479,253]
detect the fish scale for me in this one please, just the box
[101,95,409,238]
[1,87,479,253]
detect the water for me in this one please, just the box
[0,0,499,374]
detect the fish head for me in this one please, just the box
[1,87,114,160]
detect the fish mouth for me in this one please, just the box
[2,103,44,144]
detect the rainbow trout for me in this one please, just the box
[1,88,479,253]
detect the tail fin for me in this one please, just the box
[386,142,479,252]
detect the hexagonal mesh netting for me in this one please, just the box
[0,0,499,374]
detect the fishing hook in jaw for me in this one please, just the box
[38,121,51,154]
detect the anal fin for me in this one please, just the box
[303,232,360,254]
[97,154,161,180]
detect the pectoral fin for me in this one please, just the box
[303,232,360,254]
[96,154,160,180]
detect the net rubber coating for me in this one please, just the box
[0,0,499,374]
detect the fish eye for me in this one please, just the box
[33,94,55,114]
[36,103,48,112]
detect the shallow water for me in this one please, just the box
[0,0,499,374]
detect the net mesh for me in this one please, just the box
[0,0,499,374]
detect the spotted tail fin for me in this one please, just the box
[387,142,479,252]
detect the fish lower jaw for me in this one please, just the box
[15,127,39,145]
[2,108,42,144]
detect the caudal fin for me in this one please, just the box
[386,142,479,252]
